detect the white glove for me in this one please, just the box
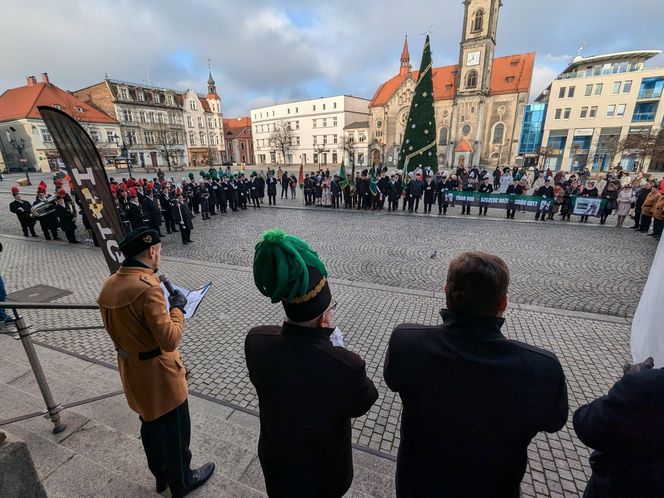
[330,327,344,347]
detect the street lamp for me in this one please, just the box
[9,126,31,185]
[114,132,133,179]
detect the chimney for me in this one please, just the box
[26,76,37,87]
[41,73,50,85]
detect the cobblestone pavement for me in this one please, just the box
[0,186,659,497]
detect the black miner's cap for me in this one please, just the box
[119,227,161,258]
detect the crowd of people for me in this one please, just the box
[97,225,664,498]
[8,164,664,244]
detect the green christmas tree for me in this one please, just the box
[397,35,438,176]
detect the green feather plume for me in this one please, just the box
[253,229,328,303]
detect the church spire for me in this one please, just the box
[400,35,411,76]
[207,59,216,94]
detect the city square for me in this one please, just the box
[2,0,664,496]
[0,171,660,496]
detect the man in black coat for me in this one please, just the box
[126,188,145,230]
[54,190,79,243]
[632,181,653,229]
[407,174,423,213]
[173,191,194,244]
[384,252,568,498]
[574,357,664,498]
[246,231,378,498]
[331,175,341,209]
[33,191,60,239]
[142,188,163,236]
[535,179,555,221]
[281,171,289,199]
[266,173,278,205]
[9,188,38,237]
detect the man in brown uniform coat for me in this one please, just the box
[97,227,214,497]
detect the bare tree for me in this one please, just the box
[153,119,184,171]
[339,134,355,165]
[586,135,621,172]
[268,120,294,165]
[615,129,664,173]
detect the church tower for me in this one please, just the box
[450,0,502,167]
[456,0,501,96]
[399,35,411,76]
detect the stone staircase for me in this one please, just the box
[0,333,395,497]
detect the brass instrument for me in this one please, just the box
[31,195,58,218]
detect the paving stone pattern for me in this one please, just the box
[0,189,658,497]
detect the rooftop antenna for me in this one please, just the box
[419,25,434,37]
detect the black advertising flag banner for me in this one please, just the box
[38,106,125,272]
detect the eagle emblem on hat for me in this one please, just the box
[143,235,153,243]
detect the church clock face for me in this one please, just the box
[466,51,481,67]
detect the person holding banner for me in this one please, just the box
[535,179,554,221]
[579,181,599,223]
[505,178,521,219]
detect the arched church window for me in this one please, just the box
[466,70,478,89]
[438,127,449,145]
[472,9,484,33]
[492,122,505,144]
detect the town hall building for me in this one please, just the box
[368,0,535,169]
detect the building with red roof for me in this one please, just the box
[368,0,535,169]
[223,117,254,164]
[0,73,121,173]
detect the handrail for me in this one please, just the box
[0,302,98,310]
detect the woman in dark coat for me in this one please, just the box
[599,182,619,225]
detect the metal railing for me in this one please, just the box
[0,302,100,434]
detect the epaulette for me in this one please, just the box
[138,274,158,287]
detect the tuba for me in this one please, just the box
[31,195,58,218]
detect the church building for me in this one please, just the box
[368,0,535,169]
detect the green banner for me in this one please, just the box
[440,191,607,216]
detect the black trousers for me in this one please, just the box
[389,200,399,211]
[331,193,339,208]
[140,400,193,495]
[479,204,488,215]
[180,228,192,243]
[438,202,448,215]
[38,221,57,239]
[632,207,642,228]
[408,196,420,212]
[423,201,433,213]
[268,194,276,205]
[18,218,37,237]
[63,227,77,243]
[281,185,288,198]
[640,215,653,233]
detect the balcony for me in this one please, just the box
[632,112,656,122]
[637,89,662,100]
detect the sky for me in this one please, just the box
[1,0,663,117]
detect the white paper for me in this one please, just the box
[631,239,664,367]
[330,327,344,347]
[161,281,212,319]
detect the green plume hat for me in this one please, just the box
[253,229,331,322]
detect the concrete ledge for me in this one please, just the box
[0,429,47,498]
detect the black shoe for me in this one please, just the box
[156,477,168,493]
[183,241,188,245]
[172,463,215,498]
[187,239,193,243]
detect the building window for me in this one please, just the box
[633,102,659,122]
[241,142,245,150]
[333,102,337,109]
[187,116,193,128]
[589,106,598,118]
[166,95,174,106]
[148,112,155,123]
[200,131,206,145]
[190,100,197,110]
[189,131,195,146]
[126,131,137,145]
[554,108,562,120]
[40,127,53,143]
[612,81,622,95]
[323,136,328,145]
[332,152,338,163]
[153,93,161,104]
[323,104,326,110]
[138,111,146,122]
[638,77,664,99]
[558,87,566,99]
[585,84,593,97]
[563,108,571,119]
[136,91,145,101]
[118,87,129,100]
[122,109,133,122]
[197,116,203,128]
[607,104,616,117]
[438,126,449,145]
[491,122,505,144]
[313,119,317,128]
[568,86,576,98]
[313,136,317,145]
[333,117,338,127]
[580,107,588,119]
[466,70,478,89]
[144,131,155,144]
[106,130,115,143]
[616,104,627,117]
[333,134,338,144]
[594,83,603,96]
[623,80,632,94]
[89,129,100,142]
[296,136,300,145]
[295,107,298,113]
[322,118,327,127]
[295,121,300,130]
[471,9,484,32]
[287,108,290,114]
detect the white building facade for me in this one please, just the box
[251,95,369,167]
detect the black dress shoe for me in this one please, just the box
[156,477,168,493]
[172,462,215,498]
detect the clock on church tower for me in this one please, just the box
[457,0,500,95]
